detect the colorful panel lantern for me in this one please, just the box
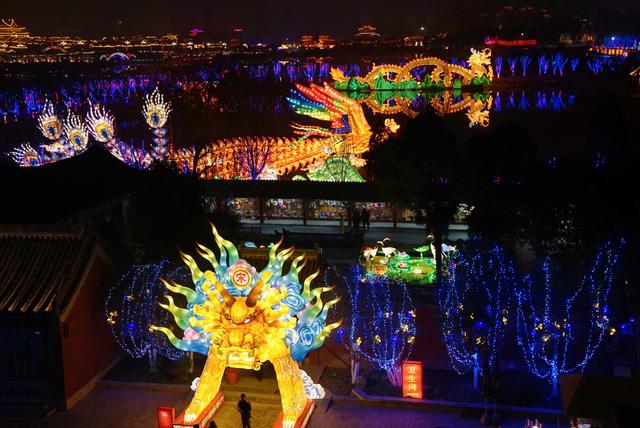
[401,360,423,399]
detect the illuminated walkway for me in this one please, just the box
[0,363,564,428]
[240,220,469,258]
[0,386,561,428]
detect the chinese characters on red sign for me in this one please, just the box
[402,360,423,399]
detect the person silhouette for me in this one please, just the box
[361,207,370,230]
[237,393,252,428]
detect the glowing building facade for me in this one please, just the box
[0,19,30,52]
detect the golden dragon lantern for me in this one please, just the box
[151,225,341,427]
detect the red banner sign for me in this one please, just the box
[157,406,174,428]
[402,360,423,399]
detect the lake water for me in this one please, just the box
[1,53,639,166]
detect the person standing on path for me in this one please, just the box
[352,208,361,235]
[361,207,370,230]
[237,393,252,428]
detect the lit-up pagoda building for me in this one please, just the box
[355,25,382,44]
[0,19,30,52]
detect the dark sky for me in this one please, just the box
[2,0,639,39]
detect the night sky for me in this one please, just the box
[2,0,639,39]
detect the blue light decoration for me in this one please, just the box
[520,56,532,77]
[518,91,530,110]
[508,58,517,77]
[303,63,316,82]
[515,240,624,396]
[438,238,515,376]
[550,91,566,111]
[538,55,550,75]
[552,53,568,76]
[286,64,297,81]
[348,64,360,78]
[570,58,580,72]
[587,58,604,75]
[602,35,640,50]
[273,61,282,81]
[105,260,188,364]
[536,91,548,110]
[506,92,516,110]
[494,56,503,78]
[344,265,416,386]
[318,63,329,80]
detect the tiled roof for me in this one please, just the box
[0,225,95,315]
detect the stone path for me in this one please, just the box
[0,387,565,428]
[0,369,565,428]
[308,400,562,428]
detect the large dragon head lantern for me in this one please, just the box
[151,224,341,426]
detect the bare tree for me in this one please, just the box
[232,137,274,180]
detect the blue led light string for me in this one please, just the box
[344,265,416,384]
[105,260,188,360]
[515,240,623,394]
[438,238,514,374]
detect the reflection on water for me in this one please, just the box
[0,49,625,158]
[345,89,576,128]
[493,53,623,77]
[494,91,574,112]
[0,48,621,125]
[0,71,576,126]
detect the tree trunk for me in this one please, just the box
[148,346,158,374]
[429,201,452,287]
[435,229,444,287]
[350,357,359,385]
[386,365,402,387]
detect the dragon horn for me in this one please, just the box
[246,271,273,308]
[204,270,235,307]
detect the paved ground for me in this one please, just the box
[241,219,469,246]
[240,220,467,264]
[308,401,561,428]
[0,386,564,428]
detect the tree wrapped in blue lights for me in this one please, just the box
[345,265,416,386]
[519,56,532,77]
[105,260,188,371]
[439,238,515,380]
[515,240,623,395]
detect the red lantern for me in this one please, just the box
[401,360,423,399]
[157,406,174,428]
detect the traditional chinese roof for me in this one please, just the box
[0,225,96,315]
[0,19,28,36]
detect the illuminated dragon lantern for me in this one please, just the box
[150,225,341,426]
[174,82,372,179]
[330,48,493,128]
[331,48,493,91]
[11,84,371,180]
